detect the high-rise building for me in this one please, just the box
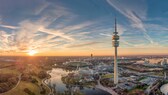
[90,53,93,64]
[91,53,93,58]
[112,18,119,84]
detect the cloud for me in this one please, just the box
[0,4,77,53]
[39,28,74,41]
[145,24,168,31]
[33,1,50,15]
[0,18,98,53]
[67,41,101,48]
[62,21,94,32]
[106,0,154,44]
[0,31,15,51]
[106,0,147,29]
[100,33,111,37]
[0,3,99,54]
[0,24,18,29]
[13,16,76,52]
[117,24,125,35]
[0,16,18,29]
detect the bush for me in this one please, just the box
[40,87,46,94]
[0,74,18,93]
[8,77,18,85]
[21,74,32,82]
[0,83,9,93]
[31,78,38,84]
[0,74,13,82]
[38,71,48,79]
[24,88,35,95]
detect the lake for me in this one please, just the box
[45,68,111,95]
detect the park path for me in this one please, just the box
[95,79,118,95]
[1,73,22,95]
[42,78,53,95]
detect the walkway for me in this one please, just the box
[1,73,22,95]
[42,75,53,95]
[145,82,160,95]
[95,80,118,95]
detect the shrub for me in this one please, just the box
[31,78,38,84]
[38,71,48,79]
[40,88,46,94]
[23,88,35,95]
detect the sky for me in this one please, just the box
[0,0,168,56]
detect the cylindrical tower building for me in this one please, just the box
[112,18,119,84]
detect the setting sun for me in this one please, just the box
[27,50,37,56]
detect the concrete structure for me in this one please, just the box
[161,58,167,66]
[144,58,149,64]
[112,18,119,84]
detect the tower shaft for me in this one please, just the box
[114,47,118,84]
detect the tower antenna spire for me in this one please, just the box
[115,17,117,33]
[114,17,118,34]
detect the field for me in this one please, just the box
[3,81,40,95]
[67,62,91,67]
[0,59,50,95]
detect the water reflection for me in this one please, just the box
[46,68,70,92]
[45,68,111,95]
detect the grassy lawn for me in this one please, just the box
[128,89,145,95]
[32,76,50,94]
[3,75,50,95]
[128,85,148,95]
[3,81,40,95]
[137,76,147,81]
[0,68,20,75]
[0,62,50,95]
[101,73,113,79]
[0,62,13,68]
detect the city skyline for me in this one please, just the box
[0,0,168,56]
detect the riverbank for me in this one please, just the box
[42,71,53,95]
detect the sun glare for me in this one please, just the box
[27,50,37,56]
